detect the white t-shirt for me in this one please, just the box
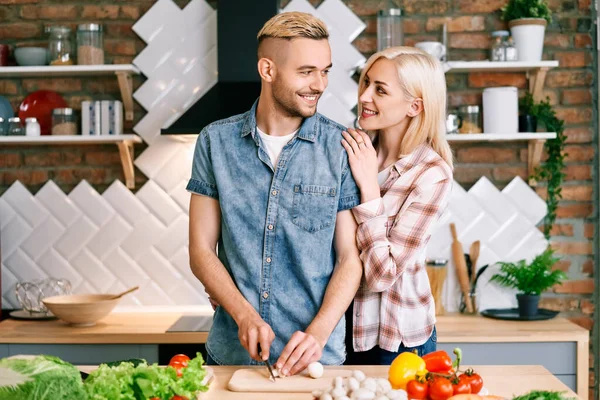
[256,126,298,167]
[377,164,394,186]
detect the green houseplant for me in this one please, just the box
[490,249,567,317]
[501,0,552,61]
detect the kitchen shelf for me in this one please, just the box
[444,61,559,102]
[0,64,140,121]
[447,132,557,186]
[0,134,142,189]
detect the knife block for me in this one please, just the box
[426,263,447,316]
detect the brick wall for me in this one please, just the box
[0,0,596,396]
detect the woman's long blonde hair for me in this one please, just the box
[357,46,453,170]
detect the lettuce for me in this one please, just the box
[0,355,87,400]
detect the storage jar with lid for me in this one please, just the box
[7,117,24,136]
[77,23,104,65]
[0,117,5,136]
[490,30,509,61]
[377,9,403,51]
[47,26,73,66]
[52,108,77,135]
[25,117,41,137]
[457,105,482,134]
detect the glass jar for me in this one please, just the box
[47,25,73,66]
[377,8,403,51]
[0,117,5,136]
[77,23,104,65]
[505,36,518,61]
[7,117,24,136]
[457,105,482,134]
[25,117,41,137]
[52,108,77,135]
[490,30,509,61]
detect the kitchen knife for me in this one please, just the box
[257,343,277,382]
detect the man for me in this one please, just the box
[187,11,362,375]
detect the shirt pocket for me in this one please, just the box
[292,184,337,233]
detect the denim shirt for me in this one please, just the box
[186,99,360,366]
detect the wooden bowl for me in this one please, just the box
[42,294,120,327]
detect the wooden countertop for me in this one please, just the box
[77,365,581,399]
[0,312,589,344]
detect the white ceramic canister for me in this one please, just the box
[482,86,518,134]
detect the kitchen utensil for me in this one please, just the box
[18,90,68,135]
[480,308,558,321]
[15,278,71,314]
[257,343,277,382]
[426,259,448,315]
[415,41,446,60]
[108,286,139,300]
[14,47,48,66]
[469,241,481,286]
[42,294,121,327]
[228,368,353,392]
[450,223,474,313]
[9,310,57,321]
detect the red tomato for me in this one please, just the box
[460,370,484,394]
[407,380,429,399]
[170,396,188,400]
[429,377,454,400]
[169,361,185,377]
[452,377,472,395]
[169,354,190,367]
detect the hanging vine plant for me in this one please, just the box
[520,92,567,239]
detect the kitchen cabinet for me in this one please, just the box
[0,312,589,397]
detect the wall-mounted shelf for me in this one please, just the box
[447,132,556,186]
[0,134,142,189]
[444,61,559,102]
[0,65,140,121]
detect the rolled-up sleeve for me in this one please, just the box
[186,129,218,199]
[338,156,360,212]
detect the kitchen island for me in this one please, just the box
[0,312,589,396]
[76,365,581,399]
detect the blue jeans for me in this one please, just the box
[344,304,437,365]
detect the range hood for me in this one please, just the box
[161,0,278,134]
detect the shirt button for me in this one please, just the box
[263,292,269,299]
[268,224,274,230]
[271,190,277,196]
[266,257,272,263]
[356,313,361,317]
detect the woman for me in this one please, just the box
[341,46,454,365]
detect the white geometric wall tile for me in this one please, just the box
[0,198,15,229]
[87,216,133,260]
[170,247,192,274]
[69,181,114,227]
[318,0,365,42]
[169,180,192,212]
[2,217,32,258]
[502,176,548,224]
[132,0,183,43]
[5,249,46,283]
[53,216,97,260]
[134,136,180,178]
[71,249,116,293]
[20,217,63,262]
[2,182,49,228]
[427,176,549,313]
[155,216,188,259]
[135,281,175,306]
[153,150,193,193]
[103,248,151,288]
[136,248,182,293]
[35,181,82,228]
[103,181,150,226]
[36,249,83,289]
[1,269,18,308]
[137,181,184,225]
[120,215,164,261]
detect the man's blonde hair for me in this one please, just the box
[257,11,329,44]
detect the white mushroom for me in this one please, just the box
[308,361,324,379]
[334,376,344,388]
[320,393,333,400]
[313,389,324,398]
[347,377,360,392]
[361,378,377,392]
[351,388,376,400]
[376,378,392,394]
[352,370,366,382]
[331,387,347,398]
[386,389,408,400]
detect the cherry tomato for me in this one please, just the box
[170,396,188,400]
[461,370,484,394]
[407,379,429,399]
[452,377,472,395]
[169,361,185,377]
[429,377,454,400]
[169,354,190,367]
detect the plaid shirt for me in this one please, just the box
[350,143,452,352]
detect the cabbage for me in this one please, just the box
[0,355,87,400]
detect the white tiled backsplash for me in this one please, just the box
[1,0,548,310]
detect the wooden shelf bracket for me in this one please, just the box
[116,71,134,121]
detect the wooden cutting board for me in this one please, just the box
[227,368,353,392]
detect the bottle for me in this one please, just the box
[490,31,508,61]
[25,117,41,137]
[505,36,518,61]
[7,117,24,136]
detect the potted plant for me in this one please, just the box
[490,249,567,317]
[518,92,538,132]
[501,0,552,62]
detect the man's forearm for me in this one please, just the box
[306,255,363,346]
[190,247,256,325]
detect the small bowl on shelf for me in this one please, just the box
[14,47,48,66]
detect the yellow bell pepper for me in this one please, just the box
[388,352,428,390]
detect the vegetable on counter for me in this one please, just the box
[388,352,428,390]
[512,390,577,400]
[0,354,87,400]
[423,351,453,374]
